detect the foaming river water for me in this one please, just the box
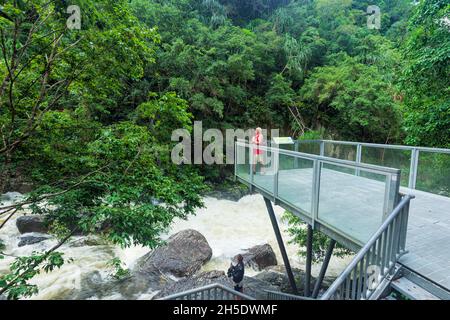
[0,194,351,299]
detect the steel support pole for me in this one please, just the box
[312,239,336,298]
[305,224,313,297]
[263,197,298,294]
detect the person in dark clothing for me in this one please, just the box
[227,254,245,293]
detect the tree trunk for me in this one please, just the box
[0,152,12,193]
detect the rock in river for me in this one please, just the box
[16,216,49,234]
[235,244,277,271]
[18,234,50,247]
[134,229,213,278]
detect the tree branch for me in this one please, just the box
[0,228,77,296]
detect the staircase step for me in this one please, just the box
[391,277,440,300]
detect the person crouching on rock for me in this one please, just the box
[227,254,245,297]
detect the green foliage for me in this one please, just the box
[0,252,67,300]
[400,0,450,147]
[298,130,323,141]
[135,92,193,141]
[299,55,402,142]
[0,0,206,299]
[107,258,130,280]
[283,211,352,263]
[28,120,206,248]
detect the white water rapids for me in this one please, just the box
[0,193,351,300]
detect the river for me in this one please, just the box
[0,193,351,300]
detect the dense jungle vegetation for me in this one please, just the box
[0,0,448,298]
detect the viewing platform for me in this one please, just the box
[161,139,449,300]
[234,139,450,299]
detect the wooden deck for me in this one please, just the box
[240,168,450,292]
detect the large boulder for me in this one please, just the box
[16,216,48,234]
[235,244,277,271]
[154,270,279,300]
[18,234,50,247]
[134,229,213,278]
[16,215,87,236]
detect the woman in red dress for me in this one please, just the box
[251,127,264,174]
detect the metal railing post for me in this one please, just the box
[294,141,299,168]
[408,148,419,189]
[234,142,237,180]
[400,199,410,252]
[320,141,325,156]
[273,148,279,198]
[249,144,254,192]
[356,144,362,176]
[383,173,401,220]
[311,159,321,227]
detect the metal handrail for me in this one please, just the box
[294,139,450,191]
[264,290,315,300]
[320,194,414,300]
[296,139,450,154]
[158,283,256,300]
[236,140,401,174]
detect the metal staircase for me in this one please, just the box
[158,283,255,300]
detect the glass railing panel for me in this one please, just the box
[324,142,357,161]
[252,147,275,194]
[278,154,313,216]
[297,141,321,155]
[277,143,295,152]
[361,146,411,187]
[236,143,250,182]
[416,151,450,197]
[317,163,388,243]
